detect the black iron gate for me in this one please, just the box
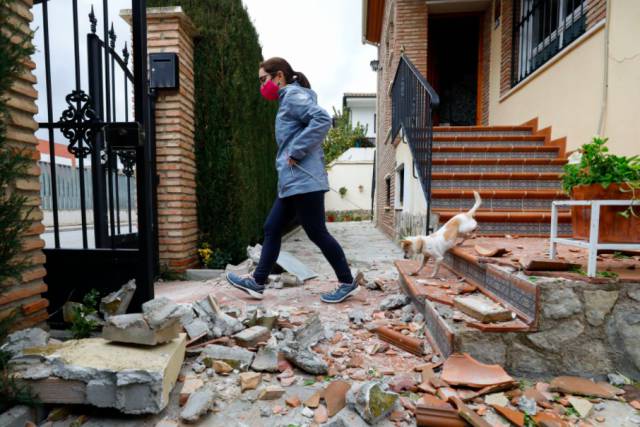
[34,0,158,321]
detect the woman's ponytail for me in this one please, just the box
[292,71,311,89]
[260,57,312,89]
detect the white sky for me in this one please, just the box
[242,0,377,114]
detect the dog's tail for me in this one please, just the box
[468,191,482,216]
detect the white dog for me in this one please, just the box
[400,191,482,278]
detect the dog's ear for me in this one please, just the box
[400,239,412,250]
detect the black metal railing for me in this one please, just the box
[512,0,588,85]
[391,54,440,233]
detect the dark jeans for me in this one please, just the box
[253,191,354,286]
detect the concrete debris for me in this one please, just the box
[247,243,262,265]
[142,297,187,330]
[179,376,204,406]
[608,372,631,386]
[400,304,415,323]
[276,250,318,281]
[185,269,224,281]
[0,327,49,357]
[280,314,328,374]
[233,325,270,348]
[191,362,206,374]
[239,372,261,391]
[251,337,279,372]
[190,296,245,338]
[102,313,181,345]
[212,360,233,375]
[183,318,211,340]
[347,381,399,424]
[568,395,593,418]
[347,309,371,325]
[379,294,410,311]
[13,334,187,414]
[225,258,253,275]
[258,385,286,400]
[517,395,538,415]
[280,272,303,287]
[179,384,216,423]
[99,279,136,317]
[301,406,314,418]
[198,344,254,371]
[365,278,385,291]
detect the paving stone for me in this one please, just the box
[102,313,181,345]
[585,290,619,327]
[233,325,271,348]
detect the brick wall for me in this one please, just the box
[500,0,607,95]
[480,9,491,125]
[146,8,199,272]
[1,0,49,330]
[375,0,428,238]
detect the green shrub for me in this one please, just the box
[148,0,278,263]
[323,107,369,166]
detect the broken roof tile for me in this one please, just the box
[549,376,617,399]
[441,353,514,388]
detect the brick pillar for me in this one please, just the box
[1,0,49,329]
[146,7,199,272]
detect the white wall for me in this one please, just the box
[325,162,374,211]
[395,141,427,215]
[346,97,376,138]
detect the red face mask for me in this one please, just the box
[260,79,280,101]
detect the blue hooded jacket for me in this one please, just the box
[275,81,331,198]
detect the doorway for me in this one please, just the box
[428,15,481,126]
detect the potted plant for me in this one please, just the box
[561,137,640,243]
[339,187,348,198]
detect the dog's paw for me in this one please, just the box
[409,271,418,276]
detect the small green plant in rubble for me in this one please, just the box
[69,289,101,339]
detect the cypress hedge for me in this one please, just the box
[148,0,278,264]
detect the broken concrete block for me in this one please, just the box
[276,250,318,281]
[280,272,302,287]
[239,372,261,391]
[142,297,186,330]
[233,325,270,348]
[453,295,513,323]
[281,313,329,374]
[347,382,399,424]
[183,318,211,340]
[379,294,410,311]
[102,313,181,345]
[197,344,254,371]
[100,279,136,317]
[14,334,186,414]
[197,296,245,338]
[258,385,285,400]
[0,327,49,357]
[180,384,216,423]
[251,337,279,372]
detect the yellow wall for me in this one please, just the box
[488,0,640,157]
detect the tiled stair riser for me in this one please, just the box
[432,164,564,173]
[468,222,572,236]
[433,131,533,137]
[432,151,558,159]
[432,198,560,211]
[432,180,561,189]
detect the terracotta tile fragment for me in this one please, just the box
[491,404,525,427]
[314,404,328,424]
[549,376,617,399]
[304,391,321,408]
[441,353,513,388]
[285,395,301,407]
[532,411,571,427]
[323,380,351,417]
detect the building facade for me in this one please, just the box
[363,0,640,239]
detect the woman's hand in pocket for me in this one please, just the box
[287,157,298,166]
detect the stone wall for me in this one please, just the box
[146,7,199,272]
[457,276,640,379]
[0,0,48,330]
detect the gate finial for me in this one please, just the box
[108,23,116,48]
[89,5,97,34]
[122,42,129,65]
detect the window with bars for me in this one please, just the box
[512,0,587,85]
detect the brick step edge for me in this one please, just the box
[431,189,567,199]
[435,211,572,223]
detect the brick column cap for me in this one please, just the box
[120,6,198,37]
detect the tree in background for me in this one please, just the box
[323,107,369,167]
[148,0,278,265]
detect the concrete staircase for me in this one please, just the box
[424,125,571,236]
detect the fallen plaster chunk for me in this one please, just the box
[14,334,187,414]
[99,279,136,317]
[251,337,279,372]
[453,294,513,323]
[347,381,399,424]
[281,314,328,374]
[142,297,187,330]
[180,384,216,423]
[276,250,318,281]
[258,384,285,400]
[197,344,254,371]
[102,313,181,345]
[379,294,410,311]
[567,396,593,418]
[239,372,261,391]
[347,309,371,325]
[0,327,49,357]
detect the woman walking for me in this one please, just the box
[225,57,361,303]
